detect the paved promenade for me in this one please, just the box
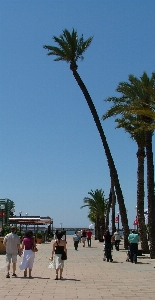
[0,235,154,300]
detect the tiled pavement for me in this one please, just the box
[0,236,155,300]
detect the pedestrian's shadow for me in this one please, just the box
[111,259,151,265]
[60,278,81,281]
[111,261,124,263]
[124,262,150,265]
[136,262,150,265]
[19,276,50,279]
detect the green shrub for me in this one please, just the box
[36,232,42,238]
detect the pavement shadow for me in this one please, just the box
[19,276,50,279]
[136,262,150,264]
[60,278,81,281]
[111,261,124,264]
[124,262,150,265]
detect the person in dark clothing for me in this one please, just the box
[128,230,139,264]
[86,229,92,247]
[51,232,67,280]
[61,228,66,241]
[104,230,113,262]
[81,229,87,247]
[54,230,60,240]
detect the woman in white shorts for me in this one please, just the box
[81,229,86,247]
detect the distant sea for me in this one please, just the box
[66,230,76,235]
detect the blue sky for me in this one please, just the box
[0,1,155,229]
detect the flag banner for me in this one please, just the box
[115,216,118,223]
[133,219,138,225]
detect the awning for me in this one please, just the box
[9,217,52,225]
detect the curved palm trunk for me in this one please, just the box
[136,146,149,253]
[145,131,155,258]
[111,180,116,235]
[105,188,112,229]
[94,221,97,240]
[96,216,100,240]
[99,217,105,241]
[72,67,129,248]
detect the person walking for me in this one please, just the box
[3,226,21,278]
[19,230,36,278]
[114,229,121,251]
[128,230,139,264]
[73,231,79,250]
[50,232,67,280]
[104,229,113,262]
[77,229,82,243]
[54,230,59,240]
[86,229,92,247]
[81,229,87,247]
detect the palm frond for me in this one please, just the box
[44,28,93,64]
[102,71,155,137]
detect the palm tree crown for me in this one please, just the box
[43,28,93,68]
[81,189,108,218]
[103,72,155,131]
[81,189,108,240]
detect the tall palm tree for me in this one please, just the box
[81,189,108,240]
[102,72,155,256]
[43,28,129,247]
[115,116,149,252]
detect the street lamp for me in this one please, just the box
[104,213,107,230]
[51,219,53,233]
[10,208,15,226]
[135,206,138,232]
[25,213,28,230]
[19,211,22,232]
[117,212,120,231]
[0,204,5,234]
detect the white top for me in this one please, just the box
[61,235,66,240]
[114,232,121,241]
[3,232,20,254]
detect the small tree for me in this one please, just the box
[81,189,108,240]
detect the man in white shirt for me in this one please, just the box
[73,231,79,250]
[114,229,121,251]
[3,226,21,278]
